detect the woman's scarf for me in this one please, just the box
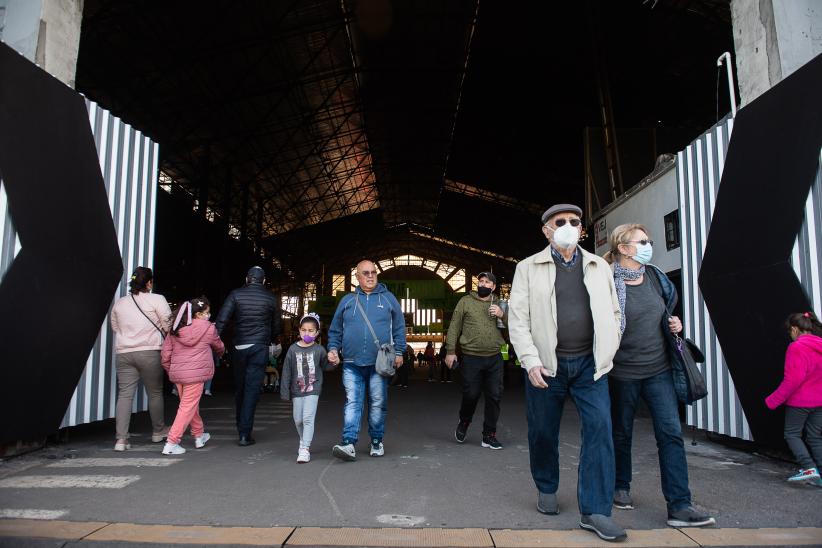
[613,262,645,335]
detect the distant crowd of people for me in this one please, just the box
[109,202,821,543]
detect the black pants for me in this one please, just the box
[396,363,409,386]
[440,363,452,382]
[232,344,267,437]
[459,353,503,435]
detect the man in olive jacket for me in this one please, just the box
[445,271,506,450]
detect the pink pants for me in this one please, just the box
[168,382,205,444]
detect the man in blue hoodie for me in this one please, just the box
[327,259,406,461]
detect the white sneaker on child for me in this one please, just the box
[297,447,311,463]
[162,442,186,455]
[195,433,211,449]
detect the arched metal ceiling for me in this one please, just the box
[76,0,732,280]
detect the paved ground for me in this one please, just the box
[1,365,820,546]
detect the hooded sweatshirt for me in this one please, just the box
[766,333,822,409]
[327,283,406,366]
[446,292,506,356]
[161,319,225,384]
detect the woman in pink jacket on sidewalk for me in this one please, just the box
[766,311,822,485]
[161,296,225,455]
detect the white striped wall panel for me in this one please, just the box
[0,99,159,429]
[677,118,822,441]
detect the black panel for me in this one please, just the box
[699,53,822,445]
[0,43,123,441]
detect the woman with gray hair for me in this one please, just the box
[604,223,715,528]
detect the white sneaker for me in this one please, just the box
[204,390,212,396]
[297,448,311,463]
[113,439,130,451]
[162,442,186,455]
[332,443,356,461]
[369,439,385,457]
[171,387,178,396]
[195,433,210,449]
[151,427,170,443]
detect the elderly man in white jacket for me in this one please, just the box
[508,203,624,543]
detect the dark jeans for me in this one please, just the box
[610,370,691,512]
[459,353,503,435]
[232,344,268,437]
[396,363,409,386]
[784,406,822,470]
[440,363,452,382]
[525,354,613,516]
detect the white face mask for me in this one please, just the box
[551,224,580,249]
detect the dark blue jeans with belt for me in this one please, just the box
[609,369,692,513]
[525,354,614,516]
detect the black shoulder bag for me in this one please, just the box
[646,269,708,403]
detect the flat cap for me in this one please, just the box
[541,203,582,224]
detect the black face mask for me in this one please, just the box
[477,286,493,298]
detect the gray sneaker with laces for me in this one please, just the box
[613,489,633,510]
[369,439,384,457]
[536,492,558,515]
[332,443,356,461]
[579,514,627,542]
[667,506,716,528]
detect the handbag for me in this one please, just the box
[646,268,708,403]
[673,333,708,402]
[354,298,396,378]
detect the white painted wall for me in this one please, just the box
[592,164,681,274]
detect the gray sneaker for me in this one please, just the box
[579,514,627,542]
[536,492,558,515]
[369,439,384,457]
[613,489,634,510]
[667,506,716,528]
[332,443,356,461]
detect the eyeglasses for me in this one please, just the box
[359,270,378,277]
[552,218,581,227]
[625,239,654,246]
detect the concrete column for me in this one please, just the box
[732,0,822,106]
[0,0,83,88]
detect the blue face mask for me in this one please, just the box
[633,242,653,265]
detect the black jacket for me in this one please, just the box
[215,283,282,345]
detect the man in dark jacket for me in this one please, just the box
[216,266,282,446]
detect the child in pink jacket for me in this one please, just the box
[766,311,822,485]
[161,296,225,455]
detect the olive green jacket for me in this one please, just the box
[445,292,506,356]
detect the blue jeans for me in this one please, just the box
[341,364,387,444]
[525,354,614,516]
[232,344,267,437]
[610,370,691,512]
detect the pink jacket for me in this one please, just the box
[766,334,822,409]
[161,319,225,384]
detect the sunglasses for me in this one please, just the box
[359,270,378,277]
[552,218,581,227]
[625,239,654,246]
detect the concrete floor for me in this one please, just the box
[0,365,820,535]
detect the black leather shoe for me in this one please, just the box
[238,436,256,446]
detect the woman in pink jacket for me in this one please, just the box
[766,311,822,485]
[161,296,225,455]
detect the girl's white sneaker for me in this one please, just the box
[195,433,211,449]
[297,448,310,463]
[162,442,186,455]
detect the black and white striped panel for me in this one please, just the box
[678,119,822,441]
[791,149,822,316]
[60,99,159,428]
[677,117,752,440]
